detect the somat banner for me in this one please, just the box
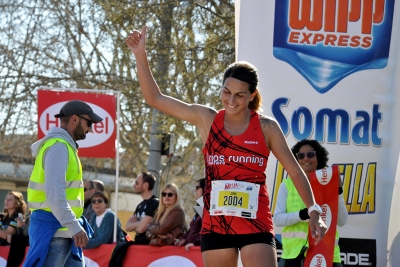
[37,90,116,158]
[235,1,400,266]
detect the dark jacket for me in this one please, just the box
[146,205,186,246]
[181,214,202,246]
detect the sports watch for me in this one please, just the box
[308,204,323,215]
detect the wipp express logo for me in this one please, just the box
[273,0,395,93]
[39,101,114,148]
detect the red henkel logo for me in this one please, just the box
[38,90,116,158]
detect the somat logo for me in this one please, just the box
[273,0,395,93]
[39,101,114,148]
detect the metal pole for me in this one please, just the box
[147,110,162,196]
[113,91,120,243]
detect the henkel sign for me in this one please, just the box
[37,89,116,158]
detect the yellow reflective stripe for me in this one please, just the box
[282,231,308,240]
[29,199,82,210]
[29,202,51,210]
[66,180,82,188]
[29,180,81,191]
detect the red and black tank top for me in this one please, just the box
[201,110,274,235]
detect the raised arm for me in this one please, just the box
[126,26,214,140]
[260,116,327,244]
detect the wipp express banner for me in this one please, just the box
[236,0,400,266]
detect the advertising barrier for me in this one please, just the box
[0,245,204,267]
[37,90,116,158]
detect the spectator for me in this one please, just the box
[176,178,205,251]
[0,191,27,246]
[273,139,348,267]
[83,179,96,222]
[6,209,30,267]
[85,192,125,249]
[108,172,160,267]
[93,180,105,192]
[146,183,186,246]
[125,172,159,244]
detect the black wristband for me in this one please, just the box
[299,208,310,220]
[339,186,343,195]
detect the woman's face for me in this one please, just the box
[296,144,318,175]
[91,197,107,215]
[161,189,177,208]
[4,194,17,212]
[195,183,203,199]
[221,77,254,115]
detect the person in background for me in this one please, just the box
[273,139,348,267]
[176,178,205,251]
[146,183,186,246]
[83,179,96,222]
[6,207,30,267]
[93,180,105,192]
[23,100,102,267]
[0,191,27,246]
[126,26,326,267]
[108,172,160,267]
[85,192,124,248]
[125,172,159,245]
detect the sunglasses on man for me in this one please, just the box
[296,151,316,160]
[76,114,93,128]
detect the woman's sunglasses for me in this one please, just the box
[91,198,104,204]
[161,192,175,197]
[296,151,316,160]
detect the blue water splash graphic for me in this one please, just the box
[273,47,388,94]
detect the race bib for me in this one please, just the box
[209,180,260,219]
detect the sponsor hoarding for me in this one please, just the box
[38,90,116,158]
[236,0,400,266]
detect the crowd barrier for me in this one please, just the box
[0,244,204,267]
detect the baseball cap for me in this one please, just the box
[54,100,103,123]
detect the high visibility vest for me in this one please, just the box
[28,138,84,231]
[281,178,341,263]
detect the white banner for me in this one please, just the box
[235,1,400,266]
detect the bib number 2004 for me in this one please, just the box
[224,195,243,207]
[219,191,248,209]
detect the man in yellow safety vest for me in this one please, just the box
[24,100,103,267]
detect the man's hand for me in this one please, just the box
[72,230,88,248]
[308,211,327,245]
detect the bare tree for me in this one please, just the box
[0,0,234,216]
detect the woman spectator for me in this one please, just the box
[273,139,348,267]
[0,191,27,246]
[176,178,205,251]
[146,183,186,246]
[85,191,125,249]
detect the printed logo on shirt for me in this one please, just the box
[207,154,265,167]
[244,140,258,145]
